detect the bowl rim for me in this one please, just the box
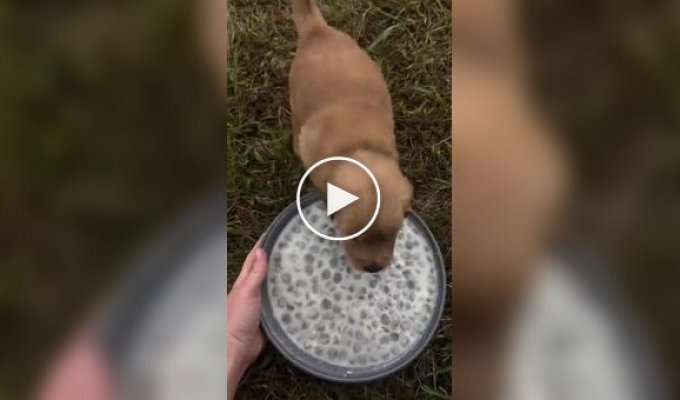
[260,193,447,383]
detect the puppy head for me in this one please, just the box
[329,154,412,273]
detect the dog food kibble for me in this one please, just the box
[267,200,439,368]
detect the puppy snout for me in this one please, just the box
[364,263,383,273]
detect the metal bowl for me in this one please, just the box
[260,193,447,383]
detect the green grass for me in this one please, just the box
[227,0,451,398]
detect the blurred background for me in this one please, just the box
[455,0,679,398]
[522,0,680,391]
[0,0,223,398]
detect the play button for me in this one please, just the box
[326,182,359,216]
[296,156,381,241]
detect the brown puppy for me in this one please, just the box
[289,0,412,273]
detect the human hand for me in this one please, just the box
[227,241,268,391]
[36,322,113,400]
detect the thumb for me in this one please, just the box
[243,248,268,292]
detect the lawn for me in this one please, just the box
[227,0,452,398]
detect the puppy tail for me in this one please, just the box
[292,0,326,37]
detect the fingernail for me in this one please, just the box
[254,248,265,262]
[253,249,268,275]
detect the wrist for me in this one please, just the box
[227,353,245,377]
[227,337,252,374]
[227,344,245,372]
[227,348,247,400]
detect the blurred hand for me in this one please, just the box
[36,322,113,400]
[227,242,268,385]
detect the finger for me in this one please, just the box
[230,237,265,291]
[231,245,258,290]
[243,248,268,293]
[254,235,263,249]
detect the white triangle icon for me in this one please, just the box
[326,182,359,216]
